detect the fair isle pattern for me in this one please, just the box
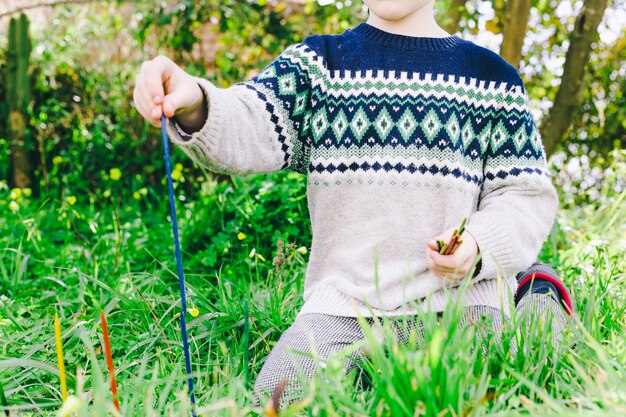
[237,44,313,175]
[237,42,549,189]
[166,23,559,319]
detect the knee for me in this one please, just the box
[252,350,313,408]
[515,293,567,350]
[517,293,567,328]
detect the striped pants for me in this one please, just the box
[253,293,567,407]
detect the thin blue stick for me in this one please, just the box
[161,116,197,415]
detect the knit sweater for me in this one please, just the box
[166,22,559,319]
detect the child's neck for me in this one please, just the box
[366,9,450,38]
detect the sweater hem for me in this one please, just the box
[296,277,517,320]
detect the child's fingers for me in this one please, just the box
[427,261,463,282]
[429,249,460,269]
[427,257,449,276]
[133,74,163,125]
[134,73,153,105]
[141,61,165,103]
[141,55,175,107]
[428,227,456,253]
[427,249,469,280]
[134,96,161,127]
[163,90,188,118]
[162,98,176,118]
[132,89,153,124]
[163,79,205,119]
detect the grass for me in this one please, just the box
[0,153,625,416]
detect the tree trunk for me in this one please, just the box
[540,0,609,158]
[7,14,33,189]
[8,111,31,188]
[441,0,467,34]
[499,0,532,68]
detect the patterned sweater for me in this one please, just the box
[167,22,559,319]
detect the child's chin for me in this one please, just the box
[367,0,431,21]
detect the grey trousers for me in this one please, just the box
[253,294,567,407]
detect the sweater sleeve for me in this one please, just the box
[464,73,559,284]
[165,42,315,175]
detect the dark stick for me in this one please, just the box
[444,235,458,255]
[243,299,250,392]
[161,116,197,416]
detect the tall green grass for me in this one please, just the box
[0,152,624,416]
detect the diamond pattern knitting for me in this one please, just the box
[238,39,547,183]
[165,22,558,320]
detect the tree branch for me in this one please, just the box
[539,0,609,157]
[440,0,467,34]
[499,0,532,69]
[0,0,101,19]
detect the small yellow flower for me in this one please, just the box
[171,169,182,181]
[9,188,21,200]
[8,200,19,212]
[188,308,199,317]
[133,191,141,200]
[22,188,32,197]
[52,155,64,165]
[249,248,256,258]
[237,232,246,240]
[296,246,307,255]
[139,187,148,196]
[109,167,122,181]
[58,395,82,415]
[67,196,77,205]
[174,163,183,172]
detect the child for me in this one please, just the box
[133,0,572,406]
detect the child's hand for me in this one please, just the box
[133,55,207,130]
[426,227,479,283]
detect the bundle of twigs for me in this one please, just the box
[436,217,467,255]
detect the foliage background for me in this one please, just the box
[0,0,624,415]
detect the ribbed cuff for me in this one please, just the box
[171,119,194,140]
[170,80,211,139]
[472,258,482,278]
[165,77,216,149]
[164,77,238,174]
[464,214,514,282]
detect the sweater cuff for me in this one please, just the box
[171,119,194,140]
[464,215,514,282]
[170,81,210,139]
[165,77,218,150]
[472,257,482,278]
